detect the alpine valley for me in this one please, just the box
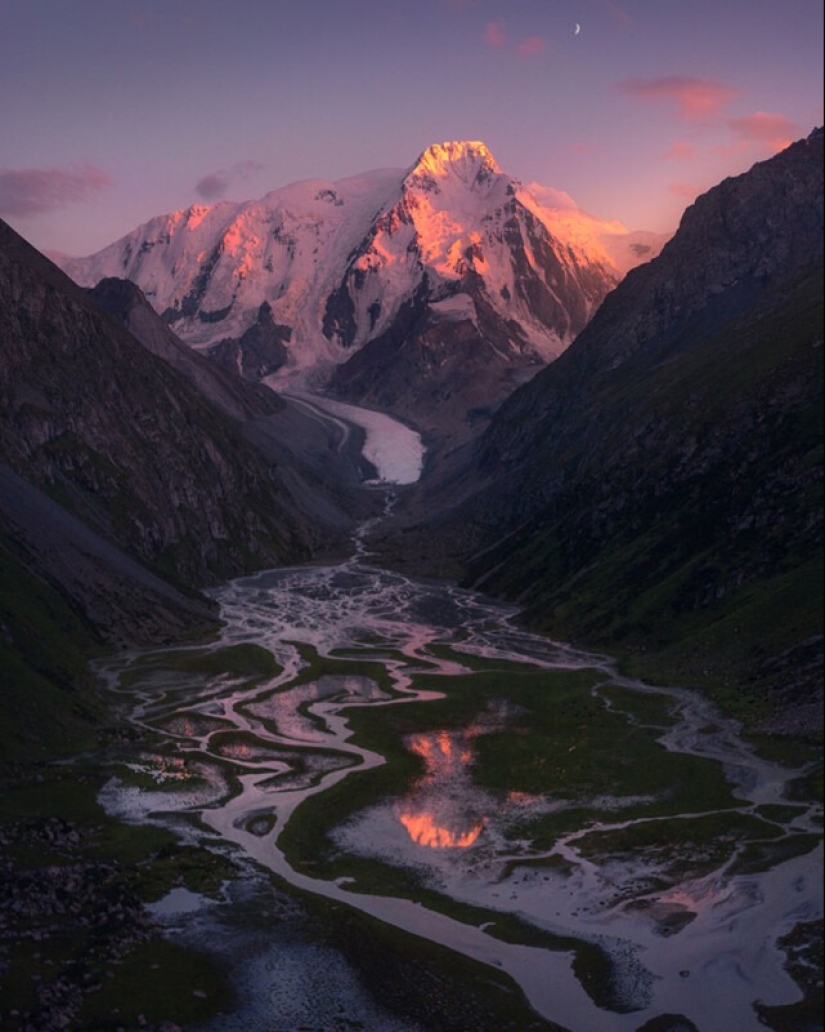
[1,136,822,1032]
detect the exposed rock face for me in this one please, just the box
[87,278,285,422]
[327,279,544,446]
[207,301,291,381]
[0,463,217,649]
[322,141,645,438]
[372,130,824,728]
[563,126,825,378]
[89,277,378,547]
[475,129,824,480]
[321,141,619,362]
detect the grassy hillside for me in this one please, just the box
[466,264,823,733]
[0,536,104,763]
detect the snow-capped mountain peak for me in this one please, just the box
[57,142,670,405]
[405,140,502,193]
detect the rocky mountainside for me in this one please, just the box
[57,142,666,439]
[0,219,321,588]
[373,129,824,731]
[86,276,286,423]
[86,275,379,538]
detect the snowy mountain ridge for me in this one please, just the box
[58,141,669,389]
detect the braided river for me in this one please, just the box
[94,400,822,1032]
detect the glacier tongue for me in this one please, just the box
[284,391,425,486]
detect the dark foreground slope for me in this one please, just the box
[0,219,327,759]
[375,130,824,733]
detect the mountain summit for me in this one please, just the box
[405,140,502,190]
[57,142,667,437]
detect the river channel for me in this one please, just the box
[94,401,822,1032]
[94,532,822,1032]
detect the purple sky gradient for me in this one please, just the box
[1,0,822,256]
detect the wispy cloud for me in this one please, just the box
[483,21,547,57]
[0,163,112,217]
[661,141,696,162]
[603,0,631,26]
[484,20,506,48]
[195,160,265,201]
[570,141,599,156]
[195,172,231,201]
[516,35,547,57]
[727,111,797,153]
[668,181,702,200]
[618,76,739,119]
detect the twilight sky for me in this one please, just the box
[1,0,822,256]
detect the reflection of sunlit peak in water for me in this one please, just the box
[399,726,488,848]
[408,727,482,778]
[399,810,485,848]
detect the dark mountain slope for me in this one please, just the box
[0,219,330,758]
[0,218,314,588]
[470,265,822,727]
[0,465,218,761]
[372,131,823,732]
[86,275,379,542]
[86,276,285,423]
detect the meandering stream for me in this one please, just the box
[95,401,822,1032]
[95,539,822,1032]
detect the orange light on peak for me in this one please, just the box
[399,810,485,848]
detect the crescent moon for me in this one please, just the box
[574,23,581,35]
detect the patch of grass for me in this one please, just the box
[754,803,811,826]
[729,833,822,875]
[596,682,681,726]
[755,919,824,1032]
[287,640,400,695]
[128,840,242,903]
[575,811,786,884]
[76,937,235,1029]
[0,763,239,1032]
[303,896,565,1032]
[0,543,106,763]
[118,641,281,688]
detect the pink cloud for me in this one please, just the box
[603,0,631,25]
[727,111,797,153]
[668,182,702,200]
[195,160,265,201]
[0,163,112,217]
[516,35,547,57]
[570,141,599,156]
[661,142,696,162]
[618,76,739,119]
[484,21,506,48]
